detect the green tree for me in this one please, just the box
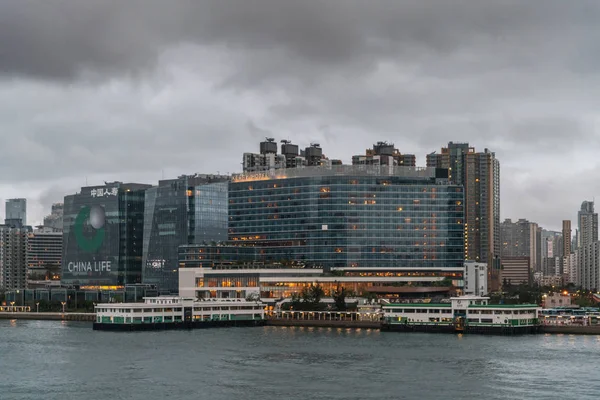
[332,284,347,311]
[363,292,378,303]
[301,284,324,305]
[288,293,302,310]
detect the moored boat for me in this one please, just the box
[93,297,265,331]
[381,295,541,335]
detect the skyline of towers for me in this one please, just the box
[500,218,538,273]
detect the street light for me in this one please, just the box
[36,302,40,313]
[61,302,66,313]
[10,301,15,312]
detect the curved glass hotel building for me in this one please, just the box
[180,165,464,271]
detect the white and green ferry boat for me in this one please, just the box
[93,297,265,331]
[381,295,541,335]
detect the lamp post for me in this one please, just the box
[36,302,40,313]
[10,301,15,312]
[61,301,66,314]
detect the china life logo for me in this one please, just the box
[74,205,106,252]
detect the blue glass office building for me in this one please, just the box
[180,166,464,271]
[142,175,228,292]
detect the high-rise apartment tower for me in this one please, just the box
[578,201,598,249]
[427,143,500,267]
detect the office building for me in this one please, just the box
[500,218,538,273]
[500,257,531,286]
[43,203,64,231]
[5,198,27,227]
[352,142,416,167]
[578,201,598,249]
[427,142,500,286]
[180,165,464,272]
[62,182,151,288]
[142,174,229,293]
[463,261,488,296]
[27,227,63,282]
[0,225,29,290]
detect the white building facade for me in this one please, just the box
[463,261,488,296]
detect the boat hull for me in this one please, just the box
[381,323,540,335]
[93,319,266,331]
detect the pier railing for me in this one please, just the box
[268,310,382,322]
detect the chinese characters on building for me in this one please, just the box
[90,188,118,197]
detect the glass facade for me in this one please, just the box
[62,183,151,286]
[142,176,228,292]
[180,166,464,271]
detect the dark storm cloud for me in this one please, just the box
[1,1,598,83]
[1,0,600,228]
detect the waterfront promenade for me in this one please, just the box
[266,318,381,329]
[0,312,95,321]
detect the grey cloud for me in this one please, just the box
[2,1,599,83]
[2,0,600,229]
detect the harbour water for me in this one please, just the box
[1,320,599,400]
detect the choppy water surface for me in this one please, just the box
[1,320,599,400]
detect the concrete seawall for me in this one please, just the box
[267,319,600,335]
[540,325,600,335]
[266,318,381,329]
[3,314,600,334]
[0,312,95,322]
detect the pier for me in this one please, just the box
[266,310,382,329]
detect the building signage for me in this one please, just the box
[232,172,272,182]
[67,261,112,273]
[74,206,105,252]
[146,259,166,269]
[91,188,118,197]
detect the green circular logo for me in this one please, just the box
[74,205,106,252]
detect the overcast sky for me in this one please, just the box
[1,0,599,230]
